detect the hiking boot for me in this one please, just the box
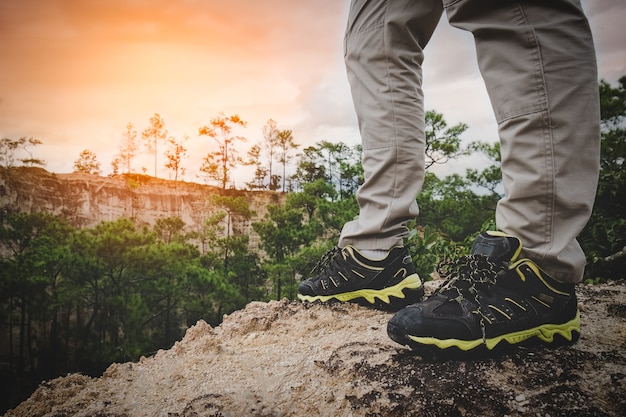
[297,245,424,311]
[387,231,580,354]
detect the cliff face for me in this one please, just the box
[0,167,285,250]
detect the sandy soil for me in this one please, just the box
[4,281,626,417]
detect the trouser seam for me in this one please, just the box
[517,3,556,265]
[383,0,399,236]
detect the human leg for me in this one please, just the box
[447,0,600,284]
[298,0,443,310]
[388,0,599,352]
[338,0,443,250]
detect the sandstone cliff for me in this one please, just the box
[0,167,285,251]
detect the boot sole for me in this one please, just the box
[388,310,581,355]
[297,274,424,311]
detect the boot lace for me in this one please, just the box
[435,254,508,343]
[436,254,505,294]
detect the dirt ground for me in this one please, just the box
[4,280,626,417]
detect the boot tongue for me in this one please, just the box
[470,231,522,265]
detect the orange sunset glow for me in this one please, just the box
[1,0,624,184]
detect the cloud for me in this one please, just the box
[584,1,626,82]
[0,0,624,178]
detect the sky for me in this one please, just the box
[1,0,625,185]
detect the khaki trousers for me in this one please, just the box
[338,0,600,283]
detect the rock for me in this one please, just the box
[4,282,626,417]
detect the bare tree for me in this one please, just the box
[245,144,268,190]
[198,113,247,189]
[245,119,298,191]
[164,135,189,181]
[276,129,298,192]
[116,122,139,174]
[141,113,168,178]
[73,149,101,175]
[0,137,45,168]
[262,119,279,186]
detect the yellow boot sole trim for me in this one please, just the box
[297,273,422,305]
[408,310,581,351]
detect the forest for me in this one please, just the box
[0,77,625,413]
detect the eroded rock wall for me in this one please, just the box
[0,167,285,251]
